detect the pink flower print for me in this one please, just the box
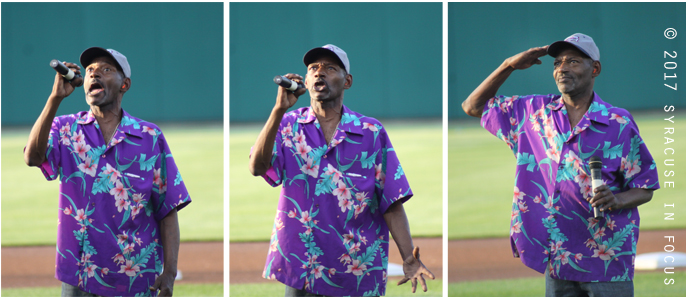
[358,235,368,245]
[375,164,386,189]
[63,206,73,215]
[565,151,583,170]
[339,253,352,264]
[543,196,554,210]
[509,117,518,126]
[593,227,606,240]
[159,179,167,194]
[281,124,293,137]
[586,217,599,230]
[101,268,109,276]
[72,141,92,161]
[355,192,368,202]
[103,163,121,183]
[328,268,336,277]
[354,203,367,219]
[71,130,85,144]
[283,138,293,148]
[513,186,526,203]
[343,231,354,244]
[123,243,135,254]
[60,123,71,136]
[132,193,144,204]
[78,275,84,287]
[60,134,72,146]
[153,168,163,186]
[324,165,343,182]
[293,130,306,144]
[610,113,627,124]
[592,244,615,261]
[109,180,129,201]
[546,147,560,163]
[532,121,542,133]
[287,209,297,218]
[115,197,130,213]
[624,158,641,178]
[118,260,141,277]
[333,180,352,203]
[308,255,318,266]
[510,221,522,235]
[294,141,312,160]
[551,240,564,253]
[135,237,143,246]
[303,225,312,235]
[80,253,92,265]
[584,238,597,249]
[311,265,325,279]
[574,253,583,263]
[269,239,278,252]
[346,259,367,276]
[362,122,378,132]
[117,232,129,244]
[142,125,157,136]
[85,264,97,278]
[554,251,571,265]
[607,219,616,231]
[300,156,319,178]
[518,200,528,213]
[299,211,311,224]
[130,204,143,219]
[509,130,519,143]
[580,183,593,199]
[75,209,87,222]
[349,242,361,254]
[77,157,97,177]
[574,173,590,186]
[533,195,542,204]
[511,210,519,221]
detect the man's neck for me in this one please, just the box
[561,90,594,128]
[311,97,344,124]
[90,101,123,141]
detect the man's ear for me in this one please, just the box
[344,74,353,89]
[121,77,131,93]
[591,61,601,78]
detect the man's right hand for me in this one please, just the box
[51,62,82,100]
[275,73,306,111]
[505,46,549,70]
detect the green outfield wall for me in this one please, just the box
[230,2,443,123]
[2,3,223,126]
[449,2,686,119]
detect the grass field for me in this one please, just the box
[1,124,224,246]
[1,283,223,297]
[229,120,442,242]
[448,112,686,239]
[229,278,442,297]
[448,270,685,297]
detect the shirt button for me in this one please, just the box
[323,155,327,158]
[101,154,106,158]
[555,190,560,193]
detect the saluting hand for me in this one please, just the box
[506,46,549,70]
[397,246,436,293]
[275,73,306,111]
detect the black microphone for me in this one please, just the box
[274,75,305,92]
[50,59,83,87]
[588,156,604,219]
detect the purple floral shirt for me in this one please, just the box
[481,93,659,282]
[257,105,412,296]
[38,109,191,296]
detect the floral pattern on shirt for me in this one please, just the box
[481,93,659,282]
[40,109,191,296]
[257,105,412,296]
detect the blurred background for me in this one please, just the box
[1,2,223,296]
[447,2,686,296]
[229,2,443,296]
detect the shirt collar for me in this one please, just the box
[77,109,143,138]
[584,92,611,126]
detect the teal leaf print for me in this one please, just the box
[341,113,362,126]
[394,164,404,180]
[137,154,159,172]
[516,152,538,172]
[320,272,344,288]
[121,116,141,129]
[359,151,378,169]
[174,171,183,186]
[601,142,623,159]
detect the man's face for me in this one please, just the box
[552,48,598,95]
[305,56,351,102]
[83,56,125,107]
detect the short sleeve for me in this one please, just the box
[620,117,660,191]
[152,132,191,222]
[375,127,413,214]
[40,116,64,180]
[480,95,521,151]
[259,121,288,187]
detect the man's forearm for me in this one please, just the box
[160,209,180,277]
[615,188,653,209]
[383,200,414,260]
[248,106,287,176]
[462,60,515,117]
[25,95,63,167]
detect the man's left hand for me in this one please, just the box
[397,246,435,293]
[588,185,622,212]
[149,271,176,297]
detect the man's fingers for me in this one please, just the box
[420,275,428,292]
[397,277,409,286]
[411,277,417,293]
[423,267,436,280]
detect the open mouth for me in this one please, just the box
[313,80,327,92]
[88,81,104,95]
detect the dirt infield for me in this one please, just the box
[1,242,223,289]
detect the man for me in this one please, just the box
[462,33,659,296]
[24,47,191,297]
[249,44,434,296]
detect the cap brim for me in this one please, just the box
[547,41,592,60]
[80,47,125,73]
[303,48,344,69]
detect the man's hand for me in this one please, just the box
[149,271,176,296]
[588,186,654,212]
[588,185,621,212]
[276,73,306,110]
[397,247,436,293]
[505,46,549,70]
[51,62,82,100]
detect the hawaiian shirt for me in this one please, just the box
[481,93,659,282]
[38,109,191,296]
[257,105,412,296]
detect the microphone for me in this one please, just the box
[588,156,604,219]
[50,59,83,87]
[274,75,305,92]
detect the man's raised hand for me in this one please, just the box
[506,46,549,70]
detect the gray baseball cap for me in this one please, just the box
[303,44,350,74]
[547,33,600,61]
[80,47,131,78]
